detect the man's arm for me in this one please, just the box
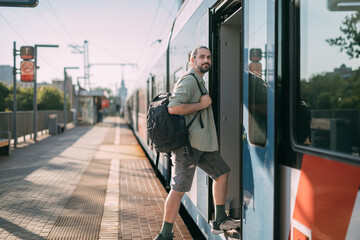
[168,95,212,115]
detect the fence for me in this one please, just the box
[0,110,73,141]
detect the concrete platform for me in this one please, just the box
[0,117,193,240]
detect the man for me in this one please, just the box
[154,46,240,240]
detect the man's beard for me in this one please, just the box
[196,63,211,73]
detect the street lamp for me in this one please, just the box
[33,44,58,141]
[63,67,79,130]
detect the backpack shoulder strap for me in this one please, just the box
[188,73,206,96]
[174,72,206,129]
[187,73,205,129]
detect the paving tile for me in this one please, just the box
[0,117,194,239]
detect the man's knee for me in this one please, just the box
[165,190,185,206]
[167,189,185,201]
[170,189,185,197]
[215,172,229,183]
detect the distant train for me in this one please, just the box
[126,0,360,239]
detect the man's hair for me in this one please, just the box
[189,46,209,61]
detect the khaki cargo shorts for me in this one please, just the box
[170,146,230,192]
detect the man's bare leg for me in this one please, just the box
[213,172,229,205]
[157,190,185,239]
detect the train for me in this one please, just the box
[125,0,360,239]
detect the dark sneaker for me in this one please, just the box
[153,232,175,240]
[211,216,241,234]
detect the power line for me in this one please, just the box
[136,0,162,63]
[158,0,173,16]
[158,1,177,37]
[9,9,48,42]
[91,41,131,63]
[0,13,29,44]
[45,0,75,43]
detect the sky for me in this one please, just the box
[0,0,180,93]
[301,0,359,79]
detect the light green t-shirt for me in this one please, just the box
[168,68,219,152]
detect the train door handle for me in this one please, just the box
[242,129,247,144]
[242,201,247,224]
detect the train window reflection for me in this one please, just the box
[249,72,268,146]
[247,0,268,147]
[297,0,360,157]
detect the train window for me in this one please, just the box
[174,67,184,84]
[296,0,360,158]
[247,0,268,147]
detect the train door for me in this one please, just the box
[218,6,242,222]
[242,0,276,239]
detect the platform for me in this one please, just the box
[0,117,193,240]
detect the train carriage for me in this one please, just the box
[126,0,360,239]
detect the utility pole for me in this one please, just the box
[63,67,79,130]
[69,40,90,90]
[33,44,58,141]
[12,42,21,148]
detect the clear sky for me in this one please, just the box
[0,0,180,93]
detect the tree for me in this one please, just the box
[301,68,360,110]
[38,86,64,110]
[0,83,11,111]
[17,87,33,111]
[326,11,360,59]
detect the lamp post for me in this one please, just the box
[63,67,79,130]
[33,44,58,141]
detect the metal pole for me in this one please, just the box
[83,41,87,90]
[63,69,67,130]
[33,44,58,137]
[33,46,38,141]
[12,42,17,148]
[63,67,79,130]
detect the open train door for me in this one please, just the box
[212,0,276,238]
[241,0,276,239]
[213,1,243,239]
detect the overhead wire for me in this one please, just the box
[0,11,60,76]
[91,41,131,63]
[45,0,75,43]
[158,0,174,16]
[0,13,29,44]
[9,9,47,43]
[135,0,162,64]
[158,1,177,38]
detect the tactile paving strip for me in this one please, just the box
[47,158,111,239]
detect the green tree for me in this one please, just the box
[38,86,64,110]
[301,69,360,110]
[17,87,33,111]
[0,82,11,111]
[327,11,360,59]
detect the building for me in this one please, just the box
[117,79,128,116]
[0,65,13,86]
[52,77,76,110]
[333,64,353,79]
[78,90,109,125]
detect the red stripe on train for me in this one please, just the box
[292,154,360,239]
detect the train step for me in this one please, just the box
[225,229,241,239]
